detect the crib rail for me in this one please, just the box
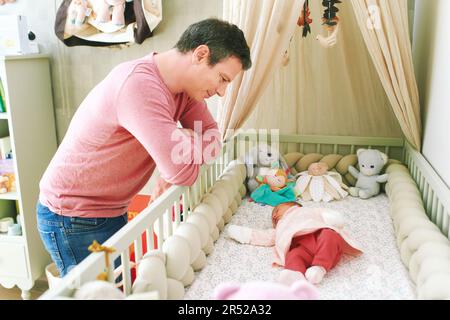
[233,131,405,161]
[40,139,235,299]
[404,142,450,239]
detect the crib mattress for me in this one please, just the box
[184,194,416,300]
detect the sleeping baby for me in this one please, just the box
[226,202,363,284]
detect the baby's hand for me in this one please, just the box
[226,225,252,244]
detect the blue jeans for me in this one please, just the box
[37,201,127,277]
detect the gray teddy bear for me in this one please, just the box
[348,149,389,199]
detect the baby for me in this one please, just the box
[227,202,363,284]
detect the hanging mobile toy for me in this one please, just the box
[322,0,341,27]
[88,240,116,281]
[316,0,341,48]
[297,0,312,38]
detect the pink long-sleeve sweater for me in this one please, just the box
[39,53,221,218]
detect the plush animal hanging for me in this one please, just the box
[348,149,389,199]
[297,0,341,48]
[88,240,116,281]
[297,0,312,38]
[294,162,348,202]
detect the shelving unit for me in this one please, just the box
[0,54,57,299]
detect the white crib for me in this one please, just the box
[40,133,450,300]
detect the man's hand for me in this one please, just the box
[149,177,172,203]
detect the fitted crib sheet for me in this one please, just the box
[184,194,416,300]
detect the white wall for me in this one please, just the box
[1,0,221,194]
[413,0,450,187]
[1,0,221,142]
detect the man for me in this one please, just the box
[37,18,252,277]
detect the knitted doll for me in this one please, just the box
[294,162,348,202]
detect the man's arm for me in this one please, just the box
[178,98,222,165]
[116,71,202,186]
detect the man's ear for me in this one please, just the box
[192,45,210,64]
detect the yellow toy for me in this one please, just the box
[256,168,289,192]
[88,240,116,281]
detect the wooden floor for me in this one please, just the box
[0,279,48,300]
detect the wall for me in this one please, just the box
[1,0,221,194]
[1,0,221,142]
[413,0,450,187]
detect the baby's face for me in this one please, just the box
[272,202,301,227]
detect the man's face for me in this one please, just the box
[186,46,243,101]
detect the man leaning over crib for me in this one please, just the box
[36,18,252,277]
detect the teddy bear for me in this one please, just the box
[96,0,128,26]
[213,279,318,300]
[348,149,389,199]
[243,143,290,194]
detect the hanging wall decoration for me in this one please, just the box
[322,0,341,27]
[297,0,312,38]
[297,0,341,48]
[54,0,163,47]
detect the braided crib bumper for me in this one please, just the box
[128,161,247,299]
[385,164,450,300]
[284,152,450,299]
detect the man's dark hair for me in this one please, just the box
[175,18,252,70]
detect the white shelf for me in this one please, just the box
[0,55,58,298]
[0,191,18,200]
[0,233,24,244]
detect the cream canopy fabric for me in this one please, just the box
[220,0,421,150]
[243,0,403,139]
[350,0,422,150]
[218,0,305,140]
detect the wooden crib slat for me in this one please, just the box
[174,199,181,228]
[333,144,338,154]
[121,249,132,295]
[156,217,164,249]
[134,235,143,263]
[182,191,188,220]
[442,210,449,238]
[430,194,438,222]
[426,185,434,217]
[436,205,444,230]
[350,145,355,154]
[146,227,154,251]
[165,209,173,236]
